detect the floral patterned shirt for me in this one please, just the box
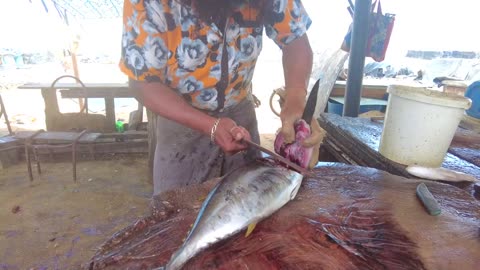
[120,0,312,112]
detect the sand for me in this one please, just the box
[0,157,152,269]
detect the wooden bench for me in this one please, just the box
[15,130,102,182]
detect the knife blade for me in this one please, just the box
[301,78,320,124]
[242,139,314,177]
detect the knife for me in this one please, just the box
[242,138,314,177]
[242,79,321,177]
[301,78,320,124]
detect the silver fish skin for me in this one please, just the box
[164,159,304,270]
[406,165,479,182]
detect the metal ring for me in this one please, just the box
[210,118,221,143]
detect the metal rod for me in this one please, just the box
[25,130,44,182]
[343,0,372,117]
[72,130,88,182]
[72,141,77,182]
[25,142,33,182]
[33,147,42,174]
[0,94,13,135]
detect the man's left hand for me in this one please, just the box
[301,119,323,169]
[279,89,306,144]
[279,88,323,169]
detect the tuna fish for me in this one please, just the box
[162,158,304,270]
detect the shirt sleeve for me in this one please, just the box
[264,0,312,49]
[119,0,173,83]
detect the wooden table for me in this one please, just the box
[18,82,141,132]
[331,80,389,99]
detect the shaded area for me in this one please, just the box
[87,163,480,270]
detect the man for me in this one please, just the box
[120,0,322,195]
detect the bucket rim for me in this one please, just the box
[387,84,472,110]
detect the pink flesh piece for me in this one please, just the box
[274,119,313,169]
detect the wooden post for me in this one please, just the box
[137,101,144,123]
[105,97,116,132]
[146,109,157,181]
[70,36,84,112]
[41,88,60,131]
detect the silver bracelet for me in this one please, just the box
[210,118,221,143]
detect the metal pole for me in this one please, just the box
[343,0,372,117]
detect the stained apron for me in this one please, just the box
[152,95,262,195]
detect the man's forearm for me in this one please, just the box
[282,34,313,99]
[129,80,216,135]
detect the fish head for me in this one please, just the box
[285,168,304,200]
[257,158,304,200]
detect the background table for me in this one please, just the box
[18,82,141,132]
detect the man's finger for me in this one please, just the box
[307,145,320,169]
[239,128,251,141]
[302,119,324,147]
[310,119,322,132]
[231,126,249,141]
[281,120,296,143]
[302,131,323,147]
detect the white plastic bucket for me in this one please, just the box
[379,84,472,167]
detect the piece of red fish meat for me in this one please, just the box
[274,119,313,168]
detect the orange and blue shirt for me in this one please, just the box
[120,0,311,112]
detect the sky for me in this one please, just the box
[302,0,480,59]
[0,0,479,61]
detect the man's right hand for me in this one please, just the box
[212,118,251,155]
[130,80,251,155]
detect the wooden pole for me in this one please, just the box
[146,109,157,182]
[70,37,84,112]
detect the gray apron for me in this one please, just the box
[152,95,261,195]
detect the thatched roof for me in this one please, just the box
[35,0,123,25]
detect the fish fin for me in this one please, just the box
[182,225,193,243]
[290,182,302,200]
[245,223,257,237]
[198,194,207,202]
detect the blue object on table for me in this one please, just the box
[465,81,480,119]
[327,97,388,115]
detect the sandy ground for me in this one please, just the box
[0,157,152,270]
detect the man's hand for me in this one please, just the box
[302,119,323,169]
[279,89,306,143]
[279,88,323,169]
[212,118,251,155]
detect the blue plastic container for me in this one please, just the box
[465,81,480,119]
[327,97,388,115]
